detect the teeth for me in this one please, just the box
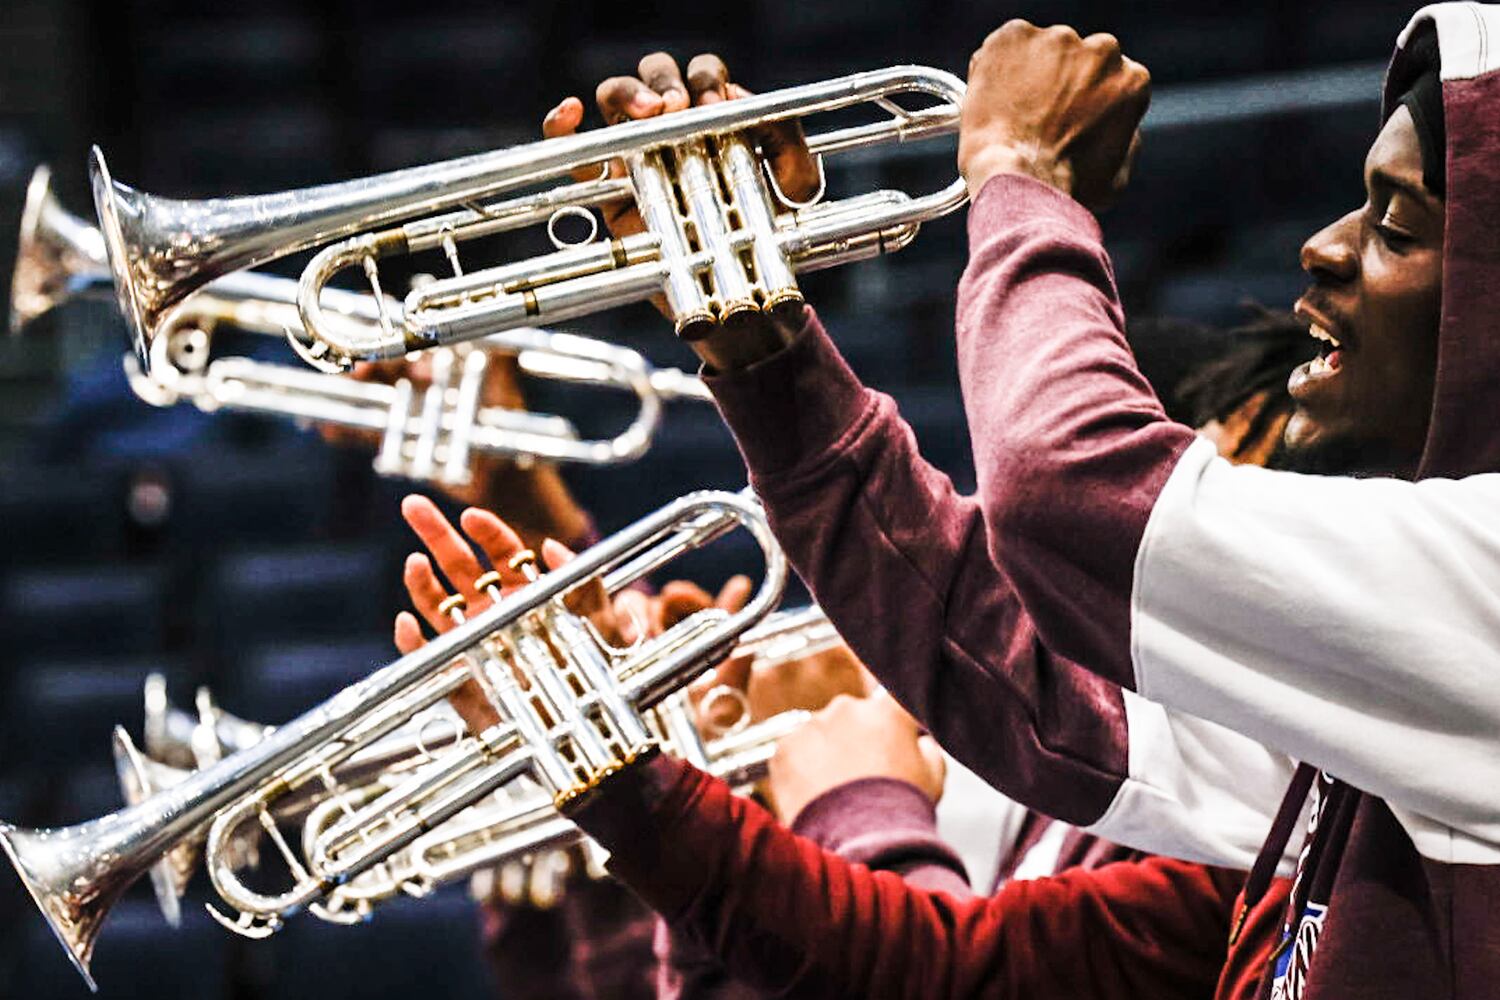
[1309,323,1341,348]
[1307,354,1332,376]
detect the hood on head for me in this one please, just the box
[1382,3,1500,479]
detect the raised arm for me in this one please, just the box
[953,25,1500,846]
[509,50,1294,863]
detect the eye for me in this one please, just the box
[1372,208,1416,250]
[1374,221,1414,248]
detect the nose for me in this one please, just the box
[1300,209,1359,285]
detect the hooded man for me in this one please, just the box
[486,5,1500,998]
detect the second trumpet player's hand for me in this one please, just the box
[766,689,946,827]
[393,495,724,737]
[542,52,821,241]
[960,20,1150,210]
[542,52,821,371]
[393,495,619,734]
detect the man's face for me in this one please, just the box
[1283,106,1445,477]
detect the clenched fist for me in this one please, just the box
[960,21,1150,211]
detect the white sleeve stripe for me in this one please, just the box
[1131,437,1500,855]
[1084,691,1299,873]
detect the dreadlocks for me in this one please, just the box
[1173,306,1316,460]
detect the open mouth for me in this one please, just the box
[1305,321,1344,376]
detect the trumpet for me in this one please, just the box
[2,489,784,988]
[297,605,837,915]
[122,605,834,925]
[140,673,267,770]
[14,167,713,484]
[115,675,470,926]
[10,165,111,332]
[88,66,966,374]
[339,703,808,912]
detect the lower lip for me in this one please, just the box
[1288,349,1344,398]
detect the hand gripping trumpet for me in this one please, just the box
[13,167,712,483]
[87,66,966,374]
[301,606,836,915]
[0,489,783,989]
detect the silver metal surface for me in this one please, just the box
[201,489,783,939]
[15,182,711,482]
[87,66,965,371]
[1,489,782,988]
[301,607,836,913]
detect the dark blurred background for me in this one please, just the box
[0,0,1414,996]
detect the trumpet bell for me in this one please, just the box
[10,164,110,334]
[90,147,157,371]
[0,819,122,992]
[112,726,193,928]
[10,165,55,334]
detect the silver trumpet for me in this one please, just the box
[140,673,267,770]
[1,489,783,989]
[115,675,469,926]
[15,167,713,483]
[328,704,809,913]
[298,605,836,915]
[125,606,835,925]
[88,66,966,374]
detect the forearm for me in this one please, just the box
[792,778,973,897]
[657,777,971,1000]
[955,173,1195,686]
[701,311,1295,861]
[704,315,1127,828]
[567,754,1240,1000]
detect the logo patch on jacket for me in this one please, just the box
[1270,902,1328,1000]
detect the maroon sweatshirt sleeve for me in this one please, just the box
[791,778,971,895]
[567,754,1238,1000]
[955,174,1198,686]
[705,315,1127,827]
[656,778,971,999]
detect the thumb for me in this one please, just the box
[917,735,947,801]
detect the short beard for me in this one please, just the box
[1267,435,1420,479]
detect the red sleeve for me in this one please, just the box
[955,174,1197,687]
[657,778,972,1000]
[567,754,1239,1000]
